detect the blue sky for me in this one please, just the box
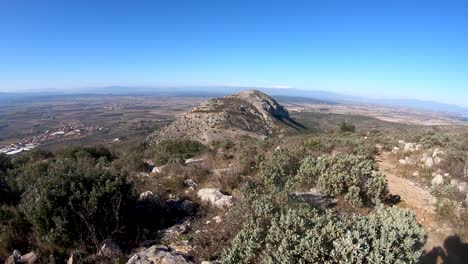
[0,0,467,105]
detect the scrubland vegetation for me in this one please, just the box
[0,124,466,263]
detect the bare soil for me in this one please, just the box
[377,151,463,264]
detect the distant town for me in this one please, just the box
[0,124,103,155]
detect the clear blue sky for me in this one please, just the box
[0,0,467,105]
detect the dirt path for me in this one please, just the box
[376,151,459,263]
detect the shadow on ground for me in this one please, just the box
[420,235,468,264]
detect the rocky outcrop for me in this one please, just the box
[149,90,301,143]
[197,188,233,209]
[126,245,193,264]
[5,250,38,264]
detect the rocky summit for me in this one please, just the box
[149,90,301,143]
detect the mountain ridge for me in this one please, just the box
[148,90,302,143]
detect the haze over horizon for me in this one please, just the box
[1,0,467,106]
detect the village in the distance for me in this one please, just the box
[0,124,103,155]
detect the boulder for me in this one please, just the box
[5,250,22,264]
[126,245,193,264]
[139,191,155,200]
[398,140,406,145]
[197,188,233,209]
[98,239,122,257]
[431,174,444,186]
[412,171,420,177]
[20,252,38,264]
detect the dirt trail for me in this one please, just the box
[376,151,458,263]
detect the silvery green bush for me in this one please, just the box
[222,205,425,264]
[309,153,388,205]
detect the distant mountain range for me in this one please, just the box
[1,86,467,118]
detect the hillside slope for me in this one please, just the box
[149,90,303,143]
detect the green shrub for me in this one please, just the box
[315,154,387,205]
[20,157,135,252]
[340,122,356,133]
[57,145,113,162]
[303,137,334,153]
[296,155,320,188]
[148,139,205,166]
[222,205,425,264]
[0,206,31,259]
[258,149,299,191]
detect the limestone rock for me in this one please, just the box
[126,245,193,264]
[139,191,155,200]
[197,188,233,209]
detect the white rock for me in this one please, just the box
[413,171,420,177]
[139,191,155,200]
[421,156,434,168]
[416,144,423,151]
[197,188,233,209]
[444,173,450,177]
[213,216,222,223]
[392,147,400,153]
[404,143,417,153]
[152,166,164,174]
[398,140,406,145]
[185,158,204,164]
[431,174,444,186]
[126,245,192,264]
[458,182,468,193]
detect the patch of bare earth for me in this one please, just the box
[376,151,459,264]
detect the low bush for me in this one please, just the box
[20,155,135,254]
[299,154,388,206]
[222,205,425,264]
[148,139,206,166]
[258,149,299,191]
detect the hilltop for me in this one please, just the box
[149,90,303,143]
